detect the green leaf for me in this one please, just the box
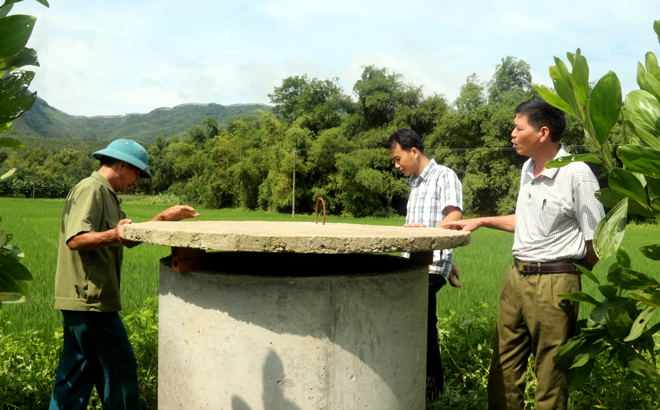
[646,52,659,73]
[618,145,660,178]
[608,168,648,205]
[0,261,33,280]
[0,291,25,303]
[558,292,600,305]
[535,86,573,114]
[566,358,595,389]
[550,60,579,116]
[577,264,600,285]
[2,47,38,69]
[598,284,618,299]
[644,72,660,104]
[593,198,627,260]
[608,266,659,290]
[0,15,36,58]
[0,167,16,180]
[571,55,589,106]
[587,71,622,146]
[0,136,23,148]
[0,70,36,123]
[647,177,660,200]
[590,297,635,325]
[637,62,653,96]
[0,272,27,294]
[616,246,632,268]
[624,305,655,342]
[628,354,660,380]
[546,153,602,169]
[655,20,660,44]
[628,291,660,308]
[606,307,634,340]
[625,90,660,150]
[640,244,660,260]
[594,188,653,217]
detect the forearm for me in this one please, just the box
[440,208,463,224]
[474,214,516,233]
[581,240,598,268]
[67,229,119,251]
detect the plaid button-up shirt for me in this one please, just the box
[403,159,463,278]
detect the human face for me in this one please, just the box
[388,143,420,177]
[117,161,141,191]
[511,113,543,157]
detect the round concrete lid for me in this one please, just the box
[122,221,470,254]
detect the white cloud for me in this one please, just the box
[10,0,660,115]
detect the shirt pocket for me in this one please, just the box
[537,199,568,237]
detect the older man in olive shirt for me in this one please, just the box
[50,139,199,410]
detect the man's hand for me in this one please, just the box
[404,223,427,227]
[448,263,462,288]
[152,205,200,222]
[440,219,482,232]
[116,218,133,242]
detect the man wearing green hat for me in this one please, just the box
[49,139,199,410]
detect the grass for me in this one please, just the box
[2,196,660,333]
[0,197,408,333]
[3,197,660,409]
[0,197,660,332]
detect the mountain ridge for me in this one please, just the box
[7,97,269,142]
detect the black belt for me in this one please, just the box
[513,258,580,274]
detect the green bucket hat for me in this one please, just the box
[93,139,151,178]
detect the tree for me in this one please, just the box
[269,75,350,134]
[488,56,532,102]
[353,65,422,129]
[0,0,49,304]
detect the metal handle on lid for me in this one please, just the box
[315,197,326,225]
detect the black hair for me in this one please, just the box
[385,128,425,153]
[514,98,566,142]
[98,155,121,167]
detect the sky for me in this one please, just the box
[11,0,660,117]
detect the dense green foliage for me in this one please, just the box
[0,0,49,302]
[1,57,592,217]
[0,298,159,410]
[536,22,660,390]
[7,97,268,142]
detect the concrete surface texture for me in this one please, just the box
[123,221,470,253]
[158,254,428,410]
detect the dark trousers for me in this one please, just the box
[427,274,447,395]
[49,310,140,410]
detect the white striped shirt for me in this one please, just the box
[512,145,605,262]
[403,159,463,277]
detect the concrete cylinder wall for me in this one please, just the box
[158,252,428,410]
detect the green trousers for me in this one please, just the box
[487,265,580,410]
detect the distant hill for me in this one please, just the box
[7,98,269,142]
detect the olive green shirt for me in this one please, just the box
[54,172,125,311]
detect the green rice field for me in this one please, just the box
[1,197,659,334]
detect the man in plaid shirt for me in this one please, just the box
[387,128,463,399]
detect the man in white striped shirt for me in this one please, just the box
[442,99,605,410]
[387,128,463,399]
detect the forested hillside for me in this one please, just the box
[1,57,618,217]
[6,98,267,141]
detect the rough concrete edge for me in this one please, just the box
[123,224,471,254]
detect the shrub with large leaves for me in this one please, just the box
[0,0,48,304]
[535,20,660,387]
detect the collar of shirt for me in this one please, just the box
[523,144,568,181]
[91,171,120,202]
[408,158,437,188]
